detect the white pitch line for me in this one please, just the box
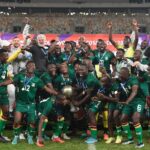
[87,144,97,150]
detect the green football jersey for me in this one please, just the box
[143,72,150,94]
[118,76,145,102]
[75,49,93,62]
[40,72,53,99]
[61,52,74,63]
[97,82,119,97]
[48,53,67,65]
[92,50,114,73]
[40,72,52,85]
[54,73,75,91]
[76,73,100,93]
[13,73,44,104]
[0,63,9,94]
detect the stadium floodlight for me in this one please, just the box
[103,12,107,15]
[131,13,136,16]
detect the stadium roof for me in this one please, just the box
[0,0,150,13]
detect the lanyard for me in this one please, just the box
[75,73,80,87]
[98,87,105,93]
[61,74,70,86]
[120,80,128,95]
[98,51,107,60]
[64,53,72,62]
[82,80,87,90]
[23,76,34,88]
[75,75,87,90]
[79,78,87,90]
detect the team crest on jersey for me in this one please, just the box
[32,83,35,87]
[1,75,5,79]
[105,57,108,60]
[1,71,6,79]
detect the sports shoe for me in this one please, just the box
[103,133,109,141]
[85,137,98,144]
[135,143,144,148]
[27,135,34,144]
[12,136,19,145]
[52,136,65,144]
[0,135,10,143]
[122,139,134,145]
[2,136,11,142]
[62,133,71,140]
[36,139,44,147]
[19,133,26,140]
[115,135,123,144]
[105,137,115,144]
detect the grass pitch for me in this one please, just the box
[0,130,150,150]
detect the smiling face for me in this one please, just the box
[37,34,46,46]
[134,50,142,61]
[123,36,131,47]
[116,49,125,60]
[97,40,106,52]
[12,38,20,48]
[54,45,61,56]
[47,64,57,77]
[141,40,148,50]
[26,61,36,74]
[78,64,88,78]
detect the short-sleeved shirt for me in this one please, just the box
[54,73,76,91]
[97,82,119,97]
[48,53,67,65]
[117,44,134,58]
[76,50,93,62]
[61,52,74,63]
[13,73,44,104]
[143,72,150,93]
[0,63,9,94]
[39,72,53,99]
[118,76,145,102]
[92,50,115,73]
[75,73,100,96]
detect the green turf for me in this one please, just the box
[0,131,150,150]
